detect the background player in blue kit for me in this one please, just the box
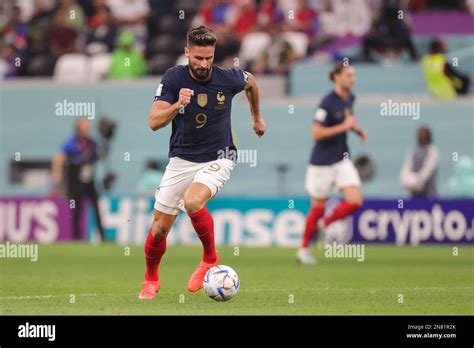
[297,62,368,264]
[139,25,266,299]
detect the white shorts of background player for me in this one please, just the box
[305,159,361,199]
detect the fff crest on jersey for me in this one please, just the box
[217,92,225,104]
[215,91,226,110]
[197,93,208,107]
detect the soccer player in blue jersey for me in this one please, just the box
[139,26,266,299]
[297,62,368,264]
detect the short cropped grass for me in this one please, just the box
[1,244,472,315]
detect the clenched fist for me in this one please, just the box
[178,88,194,107]
[252,117,266,137]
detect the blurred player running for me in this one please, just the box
[139,26,266,299]
[297,62,368,264]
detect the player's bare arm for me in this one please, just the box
[346,110,368,143]
[312,115,356,141]
[149,88,194,131]
[244,72,266,137]
[351,125,368,143]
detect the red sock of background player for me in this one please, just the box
[323,201,361,226]
[301,205,325,248]
[144,230,166,281]
[188,207,217,264]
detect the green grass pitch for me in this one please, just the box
[1,243,472,315]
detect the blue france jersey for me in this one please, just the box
[154,65,248,163]
[310,91,355,165]
[61,136,98,165]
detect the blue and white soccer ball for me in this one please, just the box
[203,265,240,301]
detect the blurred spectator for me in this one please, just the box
[146,0,174,38]
[136,160,164,196]
[57,0,86,32]
[0,5,27,77]
[106,0,150,51]
[47,8,78,57]
[250,23,299,74]
[423,0,466,10]
[0,43,21,78]
[214,23,241,67]
[0,1,7,27]
[294,0,319,38]
[23,1,56,76]
[83,4,117,54]
[29,0,56,26]
[320,0,371,37]
[422,37,470,99]
[77,0,97,18]
[407,0,429,11]
[8,0,34,22]
[230,0,258,38]
[87,0,108,25]
[400,126,439,198]
[193,0,231,27]
[466,0,474,14]
[277,0,299,15]
[6,0,471,80]
[1,5,27,51]
[52,118,105,241]
[108,31,147,79]
[362,5,418,62]
[259,0,285,27]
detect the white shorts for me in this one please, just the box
[154,157,236,215]
[305,159,361,199]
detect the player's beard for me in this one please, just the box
[190,65,211,81]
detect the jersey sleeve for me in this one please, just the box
[153,69,177,104]
[313,98,331,125]
[229,68,249,94]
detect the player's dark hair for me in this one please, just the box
[187,25,217,47]
[418,126,433,145]
[329,61,350,81]
[429,38,444,54]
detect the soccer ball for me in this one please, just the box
[203,265,240,301]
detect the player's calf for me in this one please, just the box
[150,220,170,240]
[139,210,176,299]
[185,183,219,291]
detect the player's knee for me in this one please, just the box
[151,220,171,240]
[184,196,204,214]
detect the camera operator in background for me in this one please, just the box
[52,118,106,241]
